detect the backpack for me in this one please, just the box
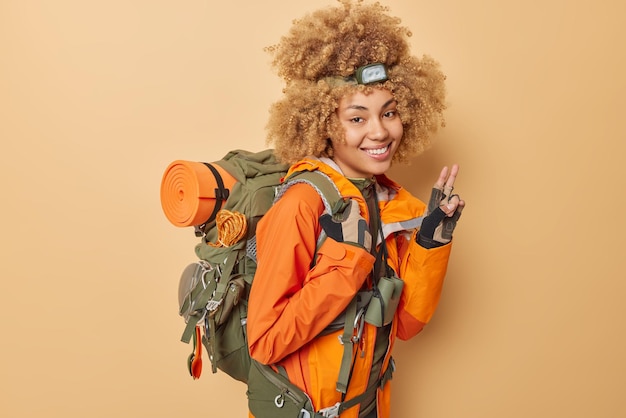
[160,149,342,383]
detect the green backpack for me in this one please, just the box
[167,149,342,383]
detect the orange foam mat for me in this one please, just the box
[160,160,236,227]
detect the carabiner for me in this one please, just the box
[353,307,366,343]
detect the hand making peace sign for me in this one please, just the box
[418,164,466,248]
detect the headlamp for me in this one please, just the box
[354,63,388,84]
[323,63,389,87]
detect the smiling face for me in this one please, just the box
[330,88,403,178]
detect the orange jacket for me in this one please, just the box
[247,158,452,418]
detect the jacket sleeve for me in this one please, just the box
[394,231,452,340]
[247,184,375,365]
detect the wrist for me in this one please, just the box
[416,233,445,249]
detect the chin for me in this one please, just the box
[370,162,393,177]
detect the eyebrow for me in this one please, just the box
[345,98,397,111]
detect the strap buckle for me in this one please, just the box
[205,299,222,312]
[318,402,341,418]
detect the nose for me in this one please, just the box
[368,117,388,141]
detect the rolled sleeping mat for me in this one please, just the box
[160,160,237,227]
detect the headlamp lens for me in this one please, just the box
[355,63,388,84]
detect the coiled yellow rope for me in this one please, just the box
[208,209,248,247]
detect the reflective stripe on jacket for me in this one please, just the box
[247,158,452,418]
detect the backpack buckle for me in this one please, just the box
[205,299,222,312]
[318,402,341,417]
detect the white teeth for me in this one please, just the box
[365,145,388,155]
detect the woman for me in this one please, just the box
[247,1,465,417]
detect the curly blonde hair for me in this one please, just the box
[265,0,447,164]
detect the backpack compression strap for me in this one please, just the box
[201,162,230,225]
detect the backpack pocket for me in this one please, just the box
[247,360,315,418]
[177,256,252,383]
[203,276,251,383]
[364,275,404,327]
[178,261,217,327]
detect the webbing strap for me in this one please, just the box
[202,162,230,224]
[335,358,394,416]
[205,250,240,372]
[207,316,217,373]
[336,297,358,394]
[212,252,238,301]
[182,314,201,343]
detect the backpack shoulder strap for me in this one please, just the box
[280,169,346,252]
[280,169,343,215]
[281,170,372,395]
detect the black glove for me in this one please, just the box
[320,199,372,252]
[418,185,463,248]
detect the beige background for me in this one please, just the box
[1,0,625,417]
